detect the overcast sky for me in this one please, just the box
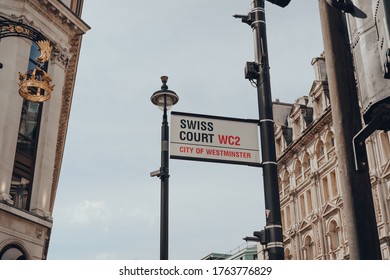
[47,0,324,260]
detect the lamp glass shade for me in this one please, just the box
[156,94,174,111]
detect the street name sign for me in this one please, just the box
[170,111,261,166]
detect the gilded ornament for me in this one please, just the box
[18,67,54,102]
[18,40,54,102]
[36,40,52,63]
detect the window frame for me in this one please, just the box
[11,41,46,211]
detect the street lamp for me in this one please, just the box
[150,76,179,260]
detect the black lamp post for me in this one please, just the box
[235,0,291,260]
[150,76,179,260]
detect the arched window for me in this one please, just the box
[302,152,310,178]
[0,244,28,260]
[294,160,302,185]
[282,171,290,194]
[315,140,325,159]
[315,140,326,168]
[329,220,340,251]
[303,235,315,260]
[330,170,338,198]
[325,131,335,149]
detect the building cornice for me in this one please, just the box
[278,107,333,168]
[27,0,90,37]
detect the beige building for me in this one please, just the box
[265,54,390,260]
[0,0,89,259]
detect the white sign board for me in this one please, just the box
[170,112,261,166]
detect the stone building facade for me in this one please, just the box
[0,0,89,259]
[265,55,390,260]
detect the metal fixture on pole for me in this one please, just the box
[150,76,179,260]
[235,0,290,260]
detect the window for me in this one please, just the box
[307,189,313,214]
[316,140,325,158]
[330,170,338,198]
[299,190,313,218]
[303,235,315,260]
[59,0,72,8]
[322,176,330,202]
[329,221,340,251]
[302,153,310,168]
[285,205,291,228]
[281,205,291,230]
[300,195,306,218]
[11,42,45,210]
[282,171,290,194]
[302,152,310,179]
[16,101,41,156]
[10,176,30,209]
[58,0,84,17]
[315,140,326,168]
[0,245,28,260]
[295,160,302,185]
[325,131,335,154]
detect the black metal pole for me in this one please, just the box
[251,0,283,260]
[152,76,178,260]
[160,96,169,260]
[318,0,381,259]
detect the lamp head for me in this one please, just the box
[151,76,179,111]
[266,0,291,8]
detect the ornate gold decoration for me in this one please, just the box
[18,40,54,102]
[18,67,54,102]
[36,40,52,63]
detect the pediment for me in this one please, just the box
[289,103,302,118]
[309,81,327,98]
[321,202,338,217]
[297,219,311,232]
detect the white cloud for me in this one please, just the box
[71,200,109,225]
